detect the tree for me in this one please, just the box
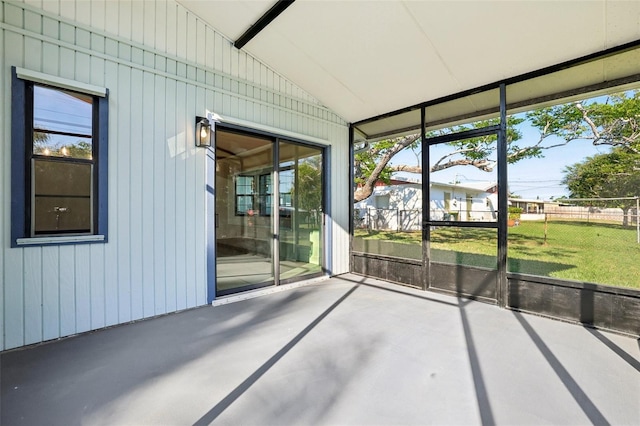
[33,130,93,159]
[528,91,640,154]
[291,156,323,227]
[354,117,526,202]
[354,90,640,203]
[562,148,640,225]
[297,161,322,210]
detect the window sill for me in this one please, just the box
[16,235,106,246]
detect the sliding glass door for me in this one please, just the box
[215,131,274,295]
[215,129,324,296]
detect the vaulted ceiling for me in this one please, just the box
[178,1,640,138]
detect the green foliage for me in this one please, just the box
[66,141,93,159]
[33,131,92,159]
[431,116,526,163]
[562,147,640,208]
[296,159,323,213]
[354,139,395,185]
[354,89,640,203]
[526,90,640,151]
[508,207,523,220]
[354,116,526,187]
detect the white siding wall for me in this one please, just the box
[0,0,350,351]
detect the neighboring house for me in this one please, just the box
[355,179,498,230]
[508,198,548,221]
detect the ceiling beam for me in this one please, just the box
[234,0,295,50]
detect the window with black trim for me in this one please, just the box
[11,67,108,246]
[258,173,272,216]
[234,172,275,216]
[235,175,254,215]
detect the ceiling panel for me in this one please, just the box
[246,0,459,122]
[178,0,640,137]
[178,0,276,41]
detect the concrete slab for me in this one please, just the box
[2,274,639,425]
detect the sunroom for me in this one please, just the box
[182,0,640,334]
[1,0,639,423]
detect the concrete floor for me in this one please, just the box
[2,274,639,425]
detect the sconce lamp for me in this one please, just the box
[195,116,212,147]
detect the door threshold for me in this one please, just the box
[211,275,331,307]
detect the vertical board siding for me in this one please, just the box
[23,247,42,344]
[185,83,197,308]
[58,245,76,337]
[164,76,177,314]
[0,14,4,352]
[116,62,132,324]
[175,80,188,311]
[153,74,167,315]
[141,70,156,318]
[129,66,144,321]
[74,245,92,333]
[89,244,105,330]
[42,245,60,340]
[1,0,349,351]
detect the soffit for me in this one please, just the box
[178,1,640,139]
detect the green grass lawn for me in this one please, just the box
[354,221,640,289]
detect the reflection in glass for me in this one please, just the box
[34,85,93,134]
[215,132,325,294]
[278,141,324,282]
[33,85,93,159]
[33,134,92,159]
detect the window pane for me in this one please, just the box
[33,133,92,159]
[236,195,253,215]
[235,175,255,215]
[33,85,92,135]
[428,131,498,223]
[34,197,92,234]
[278,141,324,281]
[353,132,423,261]
[235,176,253,195]
[259,174,272,215]
[506,88,640,289]
[33,159,92,234]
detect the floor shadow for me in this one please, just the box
[459,299,495,425]
[454,261,496,425]
[1,285,321,426]
[193,284,359,425]
[586,327,640,373]
[514,312,610,425]
[338,274,460,308]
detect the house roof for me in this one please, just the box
[373,180,497,194]
[178,1,640,139]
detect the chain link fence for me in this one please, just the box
[355,197,640,243]
[354,208,422,232]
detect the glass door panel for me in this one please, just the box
[215,130,274,295]
[426,127,500,300]
[278,141,324,282]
